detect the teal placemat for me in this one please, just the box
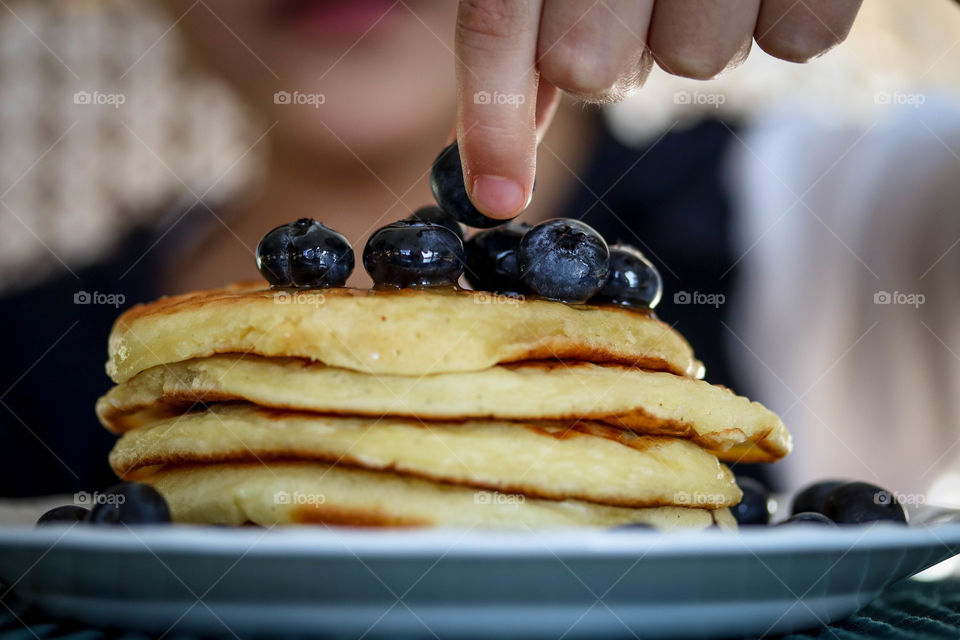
[779,578,960,640]
[2,579,960,639]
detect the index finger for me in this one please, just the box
[455,0,544,220]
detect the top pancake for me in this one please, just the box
[106,283,702,382]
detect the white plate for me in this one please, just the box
[0,524,958,639]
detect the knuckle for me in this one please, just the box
[538,44,624,100]
[653,47,730,81]
[457,0,527,44]
[757,28,843,63]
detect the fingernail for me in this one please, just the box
[471,175,526,218]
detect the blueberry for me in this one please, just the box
[406,205,465,241]
[464,222,530,293]
[791,479,847,516]
[517,219,609,303]
[430,142,516,228]
[731,476,771,526]
[589,244,662,310]
[36,505,88,526]
[256,218,354,287]
[87,482,172,525]
[777,512,837,527]
[363,220,465,288]
[821,481,908,525]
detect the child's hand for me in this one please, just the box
[455,0,862,219]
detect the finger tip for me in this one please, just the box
[470,174,529,219]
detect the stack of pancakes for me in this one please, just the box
[96,283,791,530]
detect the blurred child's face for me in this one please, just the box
[161,0,457,158]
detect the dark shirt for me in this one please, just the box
[0,117,743,497]
[572,118,739,390]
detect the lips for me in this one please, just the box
[270,0,400,38]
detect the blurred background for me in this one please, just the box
[1,0,959,505]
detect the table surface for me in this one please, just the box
[1,578,959,640]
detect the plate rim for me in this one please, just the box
[2,522,959,558]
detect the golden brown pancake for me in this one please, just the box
[109,404,742,509]
[137,461,737,529]
[97,354,790,463]
[105,283,702,383]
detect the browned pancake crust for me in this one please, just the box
[106,283,701,382]
[111,404,741,509]
[135,461,739,529]
[97,355,790,463]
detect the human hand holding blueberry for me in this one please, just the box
[454,0,863,220]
